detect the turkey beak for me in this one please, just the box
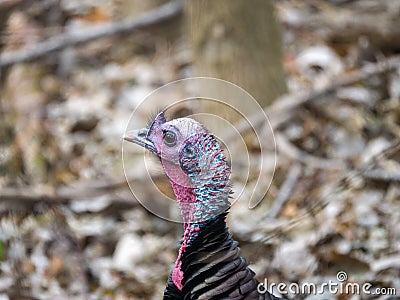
[123,127,157,155]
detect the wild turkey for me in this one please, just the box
[124,112,282,300]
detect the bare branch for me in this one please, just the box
[276,130,399,177]
[362,169,400,182]
[266,162,302,219]
[0,187,70,203]
[289,0,400,50]
[275,133,347,170]
[372,255,400,274]
[0,186,136,207]
[240,139,400,243]
[0,169,172,213]
[0,175,138,212]
[0,1,183,67]
[228,55,400,139]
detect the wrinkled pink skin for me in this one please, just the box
[170,181,196,290]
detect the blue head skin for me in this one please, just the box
[124,112,231,289]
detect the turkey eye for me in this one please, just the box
[183,145,196,158]
[163,130,176,146]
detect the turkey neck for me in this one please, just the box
[168,174,231,291]
[165,135,232,290]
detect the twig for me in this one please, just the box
[372,255,400,274]
[275,133,347,170]
[359,139,400,182]
[362,169,400,182]
[0,168,171,212]
[276,132,399,178]
[0,186,136,207]
[0,187,70,203]
[228,55,400,139]
[375,139,400,158]
[0,1,183,67]
[238,139,400,243]
[0,175,139,212]
[290,0,400,50]
[266,162,302,219]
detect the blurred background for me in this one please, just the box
[0,0,399,299]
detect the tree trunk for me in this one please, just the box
[185,0,287,112]
[0,0,24,183]
[184,0,285,212]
